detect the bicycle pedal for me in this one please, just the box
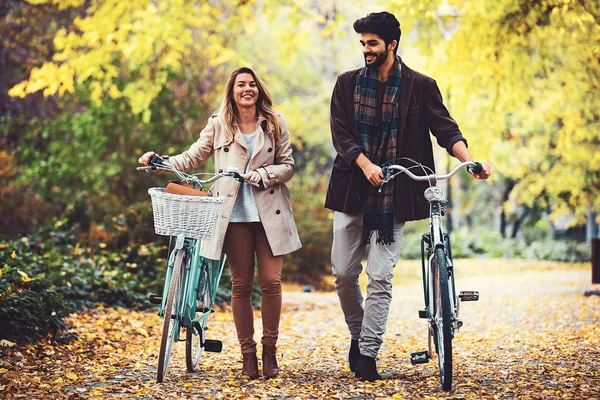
[410,351,430,365]
[418,309,428,319]
[196,306,211,313]
[203,339,223,352]
[148,294,162,305]
[459,291,479,301]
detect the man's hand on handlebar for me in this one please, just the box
[355,154,385,186]
[467,161,491,180]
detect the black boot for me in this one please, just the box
[355,354,382,381]
[349,339,360,372]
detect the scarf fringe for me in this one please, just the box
[365,229,396,246]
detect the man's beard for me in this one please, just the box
[364,50,388,69]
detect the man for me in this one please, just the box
[325,12,491,381]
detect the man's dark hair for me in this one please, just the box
[353,12,401,55]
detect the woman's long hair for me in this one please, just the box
[218,67,283,141]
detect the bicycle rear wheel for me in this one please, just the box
[157,249,185,383]
[433,247,453,391]
[186,263,209,372]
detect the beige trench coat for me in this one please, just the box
[168,113,302,260]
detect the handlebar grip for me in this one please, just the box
[228,171,245,182]
[228,171,261,186]
[148,156,164,166]
[381,166,392,178]
[468,162,483,174]
[149,155,164,169]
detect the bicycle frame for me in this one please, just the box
[160,237,226,341]
[139,156,243,382]
[383,160,481,391]
[420,197,458,354]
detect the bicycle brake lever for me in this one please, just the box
[377,180,390,193]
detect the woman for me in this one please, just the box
[139,67,302,379]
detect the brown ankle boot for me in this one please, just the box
[242,353,259,379]
[262,345,279,378]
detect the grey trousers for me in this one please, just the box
[331,210,404,359]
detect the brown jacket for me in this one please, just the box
[169,113,302,260]
[325,61,467,222]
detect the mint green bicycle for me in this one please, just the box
[138,156,256,383]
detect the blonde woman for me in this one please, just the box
[139,67,302,379]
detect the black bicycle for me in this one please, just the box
[381,159,482,391]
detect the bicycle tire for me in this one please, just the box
[157,250,185,383]
[186,264,209,372]
[433,247,453,391]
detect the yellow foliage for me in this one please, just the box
[390,0,600,220]
[10,0,256,118]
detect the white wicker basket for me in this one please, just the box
[148,188,224,240]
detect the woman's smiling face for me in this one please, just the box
[233,73,259,109]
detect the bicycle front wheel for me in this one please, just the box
[186,263,209,372]
[433,247,453,391]
[157,249,185,383]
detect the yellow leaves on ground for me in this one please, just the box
[135,327,149,338]
[0,259,598,399]
[65,372,78,380]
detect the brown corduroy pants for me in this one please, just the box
[223,222,283,354]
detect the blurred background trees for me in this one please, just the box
[1,0,598,340]
[388,0,600,243]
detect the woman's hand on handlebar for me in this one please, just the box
[468,161,492,180]
[244,170,263,185]
[138,151,159,166]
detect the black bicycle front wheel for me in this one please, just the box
[433,247,453,391]
[157,250,184,383]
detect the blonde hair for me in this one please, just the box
[218,67,283,141]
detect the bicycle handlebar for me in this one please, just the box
[136,156,260,187]
[382,161,482,183]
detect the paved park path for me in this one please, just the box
[1,259,599,399]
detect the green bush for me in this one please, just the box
[285,141,334,288]
[399,227,590,263]
[399,232,425,259]
[0,224,247,342]
[0,263,74,342]
[523,240,591,263]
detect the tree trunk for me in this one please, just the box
[500,179,516,237]
[511,208,530,239]
[587,206,598,242]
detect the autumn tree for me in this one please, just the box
[388,0,600,238]
[5,0,376,278]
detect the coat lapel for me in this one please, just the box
[214,132,233,149]
[247,117,267,168]
[397,62,415,143]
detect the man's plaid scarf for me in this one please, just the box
[353,58,402,245]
